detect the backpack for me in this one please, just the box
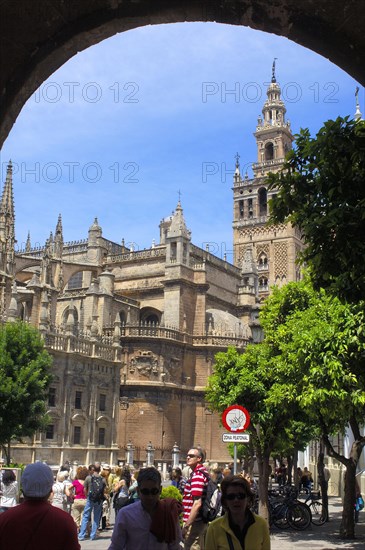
[200,471,222,523]
[88,475,105,502]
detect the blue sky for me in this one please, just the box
[0,22,362,263]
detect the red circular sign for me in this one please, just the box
[222,405,250,433]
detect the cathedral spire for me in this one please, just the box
[0,161,15,219]
[167,200,191,239]
[252,64,294,178]
[25,231,31,252]
[355,86,363,121]
[54,213,64,258]
[0,161,16,274]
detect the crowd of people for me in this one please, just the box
[0,448,272,549]
[4,452,358,549]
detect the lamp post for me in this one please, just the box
[126,440,135,466]
[146,441,155,467]
[172,442,180,468]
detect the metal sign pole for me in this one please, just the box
[233,443,237,475]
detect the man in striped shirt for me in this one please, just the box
[182,447,209,549]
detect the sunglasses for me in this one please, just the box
[139,487,160,496]
[225,493,247,501]
[187,453,199,458]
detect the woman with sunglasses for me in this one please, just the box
[205,475,270,550]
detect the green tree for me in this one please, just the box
[279,291,365,538]
[207,278,365,536]
[261,278,365,537]
[0,321,53,464]
[267,116,365,303]
[206,343,314,520]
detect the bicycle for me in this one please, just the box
[303,489,328,525]
[268,487,311,530]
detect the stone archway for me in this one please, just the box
[1,0,365,148]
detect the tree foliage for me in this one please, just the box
[267,116,365,302]
[269,281,365,537]
[206,277,365,536]
[206,340,315,520]
[0,321,53,463]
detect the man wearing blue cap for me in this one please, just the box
[0,462,80,550]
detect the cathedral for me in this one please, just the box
[0,68,305,468]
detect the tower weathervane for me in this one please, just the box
[272,58,278,83]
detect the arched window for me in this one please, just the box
[258,253,268,270]
[119,310,126,324]
[62,305,79,326]
[264,142,274,160]
[259,277,268,291]
[67,272,83,289]
[140,308,161,325]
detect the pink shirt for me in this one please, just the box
[109,500,181,550]
[72,479,86,500]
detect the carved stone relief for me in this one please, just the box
[129,351,159,377]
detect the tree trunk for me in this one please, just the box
[341,461,356,538]
[257,449,271,522]
[1,442,11,465]
[292,449,299,491]
[323,432,365,539]
[287,455,293,485]
[317,441,329,520]
[248,439,255,478]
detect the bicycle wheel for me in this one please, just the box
[287,502,311,530]
[271,503,290,529]
[309,500,328,525]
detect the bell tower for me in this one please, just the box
[233,61,304,297]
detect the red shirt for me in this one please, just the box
[0,499,80,550]
[182,464,208,523]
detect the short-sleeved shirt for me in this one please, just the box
[182,464,208,523]
[84,474,106,499]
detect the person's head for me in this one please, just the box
[172,467,182,480]
[56,470,69,482]
[121,465,131,486]
[59,463,70,472]
[93,464,101,474]
[101,468,110,479]
[221,475,253,517]
[22,462,54,500]
[88,464,95,474]
[137,467,161,512]
[2,469,16,485]
[76,466,89,481]
[209,467,221,483]
[102,464,111,477]
[223,468,232,478]
[186,447,205,471]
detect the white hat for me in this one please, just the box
[102,464,111,470]
[22,463,54,498]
